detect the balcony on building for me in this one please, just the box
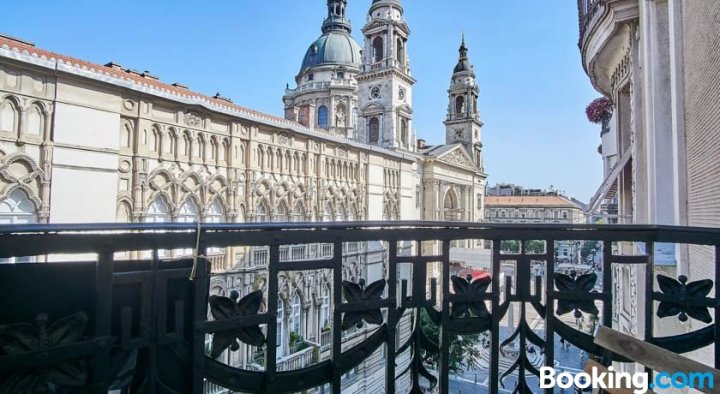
[0,221,719,393]
[578,0,639,95]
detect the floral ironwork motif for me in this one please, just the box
[0,312,89,392]
[208,290,265,358]
[341,278,386,330]
[450,274,492,319]
[657,275,713,323]
[555,272,599,318]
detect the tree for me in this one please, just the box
[419,309,483,374]
[500,240,519,253]
[499,240,545,254]
[581,240,599,259]
[525,240,546,254]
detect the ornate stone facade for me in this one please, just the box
[0,0,488,390]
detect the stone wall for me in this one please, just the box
[683,0,720,366]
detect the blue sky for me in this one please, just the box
[5,0,602,201]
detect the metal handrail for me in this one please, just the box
[1,222,719,394]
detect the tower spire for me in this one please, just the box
[322,0,351,34]
[454,35,473,75]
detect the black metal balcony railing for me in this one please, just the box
[578,0,604,46]
[1,222,720,393]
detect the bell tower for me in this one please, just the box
[356,0,415,151]
[444,36,484,169]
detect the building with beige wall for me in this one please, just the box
[484,195,585,225]
[0,0,488,391]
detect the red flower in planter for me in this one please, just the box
[586,97,613,123]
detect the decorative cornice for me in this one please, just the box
[0,40,415,164]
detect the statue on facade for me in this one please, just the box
[336,108,346,128]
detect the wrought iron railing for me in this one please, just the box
[578,0,604,45]
[0,222,719,393]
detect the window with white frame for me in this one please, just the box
[0,189,38,263]
[291,202,305,223]
[289,294,302,336]
[145,196,171,258]
[318,106,329,130]
[256,201,270,223]
[277,301,284,356]
[206,200,226,254]
[177,198,200,256]
[321,287,330,329]
[275,202,289,222]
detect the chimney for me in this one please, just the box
[104,62,124,71]
[417,139,426,149]
[141,70,159,80]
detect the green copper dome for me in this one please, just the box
[300,31,362,73]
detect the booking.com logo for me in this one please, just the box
[539,366,714,393]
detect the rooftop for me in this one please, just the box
[484,195,583,209]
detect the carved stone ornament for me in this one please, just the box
[440,149,475,170]
[185,112,203,127]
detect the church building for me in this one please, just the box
[0,0,487,391]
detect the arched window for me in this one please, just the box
[291,201,305,223]
[146,196,170,223]
[323,203,333,222]
[207,200,226,223]
[0,99,18,133]
[178,198,199,223]
[444,190,460,221]
[27,104,44,136]
[0,189,37,263]
[206,200,226,254]
[275,202,289,222]
[400,119,408,144]
[396,38,405,65]
[121,122,132,148]
[196,136,204,159]
[220,140,229,163]
[372,37,384,63]
[256,201,270,223]
[285,152,291,173]
[151,127,161,152]
[177,198,200,256]
[210,139,218,161]
[347,203,357,221]
[318,106,329,129]
[0,189,37,225]
[146,196,171,258]
[168,133,176,156]
[321,286,330,328]
[289,294,302,336]
[277,301,284,354]
[456,96,465,115]
[368,118,380,144]
[258,148,265,168]
[184,132,192,157]
[336,203,346,222]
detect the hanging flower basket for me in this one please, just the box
[586,97,613,123]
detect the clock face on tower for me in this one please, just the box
[454,128,464,139]
[370,86,381,100]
